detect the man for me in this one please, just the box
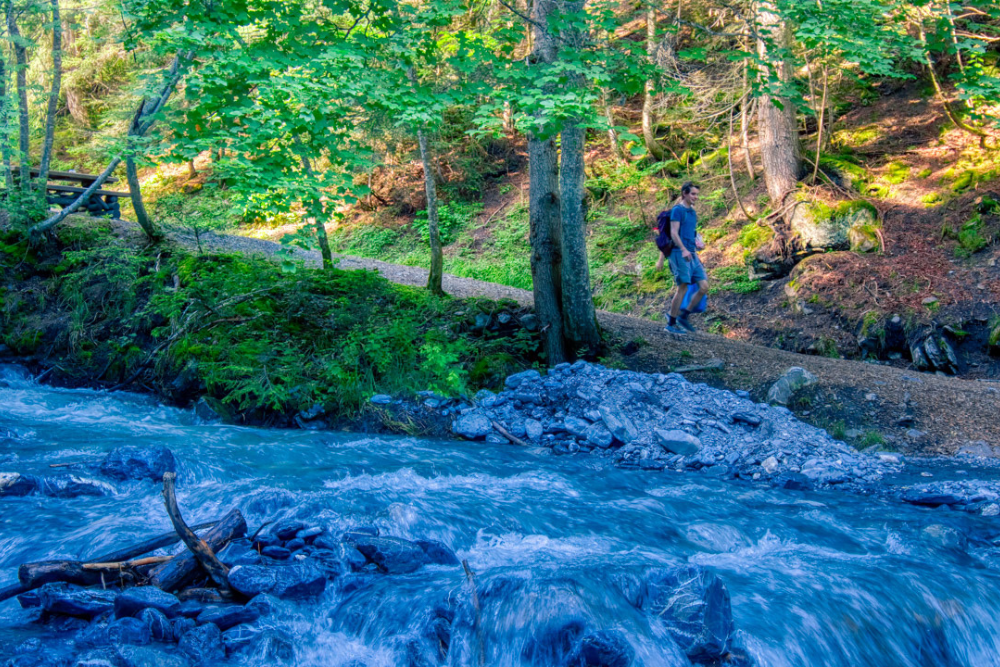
[664,182,709,334]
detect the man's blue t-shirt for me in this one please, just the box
[670,204,698,252]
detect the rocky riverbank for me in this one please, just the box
[403,361,1000,516]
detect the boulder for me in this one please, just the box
[72,649,127,667]
[114,587,181,619]
[453,412,492,440]
[731,412,762,427]
[766,367,818,406]
[117,647,189,667]
[222,625,295,662]
[902,490,963,507]
[137,608,172,642]
[0,472,38,498]
[524,419,544,442]
[178,623,225,664]
[106,617,151,646]
[414,539,460,566]
[345,534,431,574]
[505,369,541,389]
[639,566,734,664]
[567,630,635,667]
[273,520,306,540]
[193,398,222,423]
[261,546,291,560]
[584,424,614,449]
[196,604,260,631]
[99,446,176,482]
[0,472,38,497]
[791,200,876,251]
[37,474,114,498]
[564,416,591,438]
[654,430,702,456]
[38,583,117,619]
[227,564,326,600]
[598,406,638,444]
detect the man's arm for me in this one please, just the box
[671,220,692,261]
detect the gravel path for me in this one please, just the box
[199,231,1000,456]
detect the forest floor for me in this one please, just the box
[199,229,1000,457]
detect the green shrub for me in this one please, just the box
[413,201,483,245]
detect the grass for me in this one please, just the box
[710,265,762,294]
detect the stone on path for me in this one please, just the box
[766,367,818,406]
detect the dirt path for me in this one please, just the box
[201,231,1000,456]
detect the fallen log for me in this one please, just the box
[148,507,246,592]
[1,522,219,604]
[89,521,216,564]
[491,421,529,447]
[0,582,27,604]
[19,560,113,589]
[158,472,232,591]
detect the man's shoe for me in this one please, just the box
[677,317,697,333]
[665,324,687,334]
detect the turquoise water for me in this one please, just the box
[1,369,998,666]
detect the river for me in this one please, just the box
[1,367,999,666]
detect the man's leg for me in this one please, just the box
[677,275,709,333]
[665,281,689,333]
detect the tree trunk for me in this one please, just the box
[38,0,62,184]
[755,3,800,211]
[558,0,600,355]
[603,93,626,164]
[126,156,158,239]
[642,4,665,161]
[527,0,566,365]
[7,5,31,194]
[740,60,756,181]
[62,14,87,126]
[559,122,600,354]
[417,128,444,295]
[0,49,12,192]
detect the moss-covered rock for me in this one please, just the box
[791,200,878,251]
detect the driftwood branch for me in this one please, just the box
[491,421,530,447]
[462,559,486,667]
[148,508,245,592]
[82,556,172,570]
[160,472,231,591]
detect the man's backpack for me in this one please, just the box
[655,209,674,254]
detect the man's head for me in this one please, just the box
[680,181,700,206]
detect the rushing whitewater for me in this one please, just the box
[2,368,1000,666]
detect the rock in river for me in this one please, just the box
[100,446,176,482]
[453,412,492,440]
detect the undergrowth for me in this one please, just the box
[0,221,541,425]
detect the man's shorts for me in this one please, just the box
[668,249,707,285]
